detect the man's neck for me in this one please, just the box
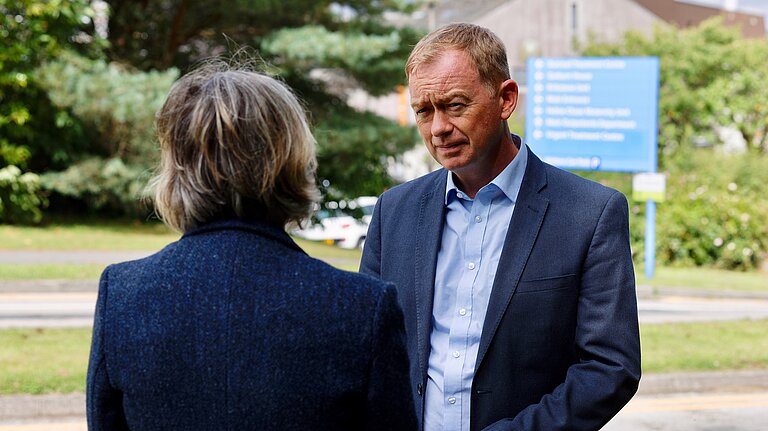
[452,134,520,198]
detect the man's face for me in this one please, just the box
[409,49,512,179]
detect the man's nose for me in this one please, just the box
[431,110,453,137]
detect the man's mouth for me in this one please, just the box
[433,140,465,150]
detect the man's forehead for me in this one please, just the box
[409,50,477,81]
[409,57,480,98]
[409,75,480,106]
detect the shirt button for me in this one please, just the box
[448,397,457,404]
[452,351,460,358]
[475,215,482,223]
[457,192,464,199]
[459,308,467,316]
[467,262,475,270]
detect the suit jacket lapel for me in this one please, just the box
[476,150,549,370]
[414,170,448,375]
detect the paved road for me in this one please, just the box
[2,289,768,328]
[602,391,768,430]
[0,420,85,431]
[638,295,768,323]
[0,292,95,328]
[1,391,767,430]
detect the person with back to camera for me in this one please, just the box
[360,23,641,430]
[86,60,417,430]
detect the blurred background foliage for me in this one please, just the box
[582,18,768,163]
[0,2,766,271]
[103,0,422,204]
[580,19,768,271]
[613,152,768,271]
[1,0,422,221]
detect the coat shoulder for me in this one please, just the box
[380,168,446,203]
[540,161,625,207]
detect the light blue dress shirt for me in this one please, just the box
[423,141,528,431]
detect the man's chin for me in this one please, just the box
[438,159,472,173]
[431,151,470,170]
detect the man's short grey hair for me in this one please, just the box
[406,23,510,93]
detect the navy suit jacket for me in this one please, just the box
[87,219,417,430]
[360,147,641,430]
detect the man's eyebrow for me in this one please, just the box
[411,91,470,108]
[410,98,426,109]
[443,91,470,101]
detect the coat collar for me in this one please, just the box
[182,218,306,255]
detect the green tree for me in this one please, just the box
[104,0,422,199]
[581,17,768,165]
[37,52,178,164]
[0,0,103,223]
[35,53,178,216]
[106,0,418,73]
[5,1,422,220]
[580,18,768,270]
[0,0,102,170]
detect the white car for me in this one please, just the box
[293,196,377,249]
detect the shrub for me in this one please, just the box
[0,0,102,172]
[34,54,177,217]
[40,158,151,217]
[36,53,178,164]
[629,151,768,271]
[0,165,45,224]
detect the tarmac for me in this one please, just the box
[1,250,768,422]
[2,370,768,422]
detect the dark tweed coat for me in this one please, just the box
[87,219,416,430]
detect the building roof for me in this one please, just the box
[403,0,764,38]
[636,0,765,37]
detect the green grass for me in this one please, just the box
[0,240,361,281]
[0,261,360,280]
[2,320,766,395]
[292,238,363,261]
[637,266,768,293]
[0,328,91,395]
[0,223,363,278]
[0,221,365,257]
[0,264,106,280]
[641,319,768,373]
[0,221,179,251]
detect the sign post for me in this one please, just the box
[525,56,661,277]
[632,173,666,279]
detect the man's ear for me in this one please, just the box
[499,79,519,120]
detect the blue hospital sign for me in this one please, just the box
[524,57,660,172]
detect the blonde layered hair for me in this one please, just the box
[405,23,510,94]
[149,62,320,232]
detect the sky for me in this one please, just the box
[683,0,768,26]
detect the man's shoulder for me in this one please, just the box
[380,168,446,203]
[537,157,622,202]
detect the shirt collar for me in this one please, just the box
[444,134,528,205]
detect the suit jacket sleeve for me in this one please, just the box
[485,191,641,431]
[366,284,418,430]
[86,267,129,431]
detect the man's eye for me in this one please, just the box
[448,103,465,109]
[416,107,431,115]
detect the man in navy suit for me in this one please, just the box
[360,23,640,430]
